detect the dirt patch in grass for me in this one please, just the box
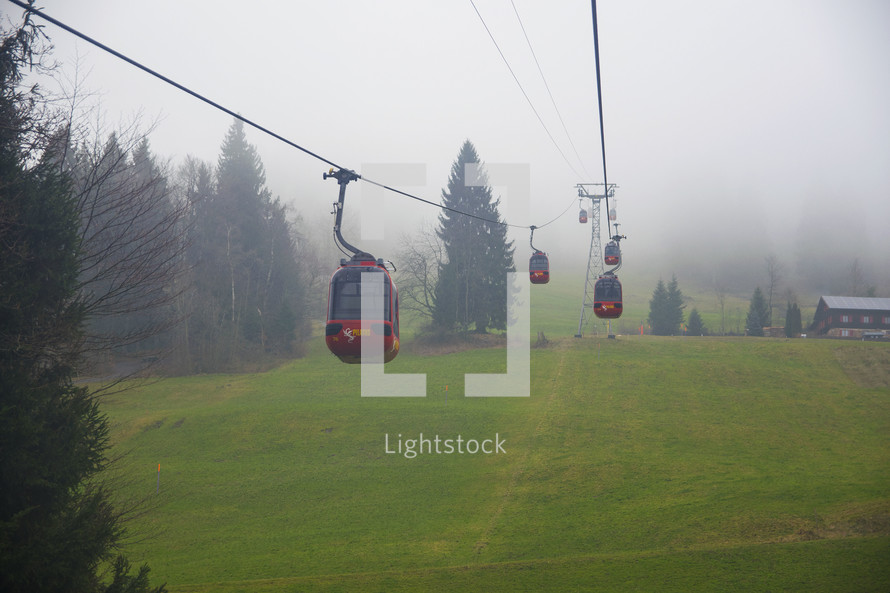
[781,503,890,543]
[833,344,890,389]
[408,332,507,356]
[716,502,890,546]
[141,418,166,432]
[789,513,890,542]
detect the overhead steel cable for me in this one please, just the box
[535,193,580,229]
[468,0,584,181]
[362,175,575,231]
[360,176,519,229]
[8,0,575,233]
[590,0,613,227]
[510,0,592,180]
[7,0,346,171]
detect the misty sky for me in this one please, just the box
[9,0,890,292]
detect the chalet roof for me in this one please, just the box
[820,296,890,311]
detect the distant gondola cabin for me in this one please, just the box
[529,251,550,284]
[593,274,622,319]
[604,241,620,266]
[579,209,588,224]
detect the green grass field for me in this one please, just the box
[102,278,890,592]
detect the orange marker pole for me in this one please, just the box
[156,463,160,493]
[445,385,448,406]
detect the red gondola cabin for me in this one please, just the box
[579,209,588,223]
[529,251,550,284]
[325,255,400,363]
[593,273,622,319]
[604,240,620,266]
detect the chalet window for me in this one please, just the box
[862,315,872,324]
[840,314,851,323]
[841,329,851,337]
[883,316,890,325]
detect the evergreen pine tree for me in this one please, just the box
[746,307,764,336]
[746,286,769,336]
[790,303,803,337]
[783,302,803,338]
[666,275,686,335]
[648,275,685,335]
[784,302,794,338]
[0,18,163,592]
[433,140,514,332]
[687,308,706,335]
[647,279,669,335]
[187,119,306,368]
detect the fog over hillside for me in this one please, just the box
[26,0,889,298]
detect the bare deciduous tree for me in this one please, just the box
[47,78,190,376]
[764,254,783,327]
[74,132,189,356]
[396,223,445,323]
[848,258,875,297]
[714,281,727,336]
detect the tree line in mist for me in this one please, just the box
[9,56,525,376]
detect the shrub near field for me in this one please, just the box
[103,336,890,592]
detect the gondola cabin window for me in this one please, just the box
[328,267,391,322]
[594,278,621,301]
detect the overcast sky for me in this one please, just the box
[9,0,890,292]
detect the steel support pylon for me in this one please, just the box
[574,183,616,337]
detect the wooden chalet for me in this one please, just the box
[811,296,890,338]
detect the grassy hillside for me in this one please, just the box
[103,332,889,592]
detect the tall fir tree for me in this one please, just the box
[784,302,794,338]
[433,140,514,332]
[746,286,770,336]
[647,279,669,335]
[178,157,218,367]
[784,302,803,338]
[648,275,685,335]
[687,308,706,335]
[0,17,163,592]
[666,275,686,333]
[791,303,803,336]
[186,119,306,370]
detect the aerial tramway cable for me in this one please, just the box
[590,0,611,222]
[581,0,626,326]
[7,0,582,236]
[469,0,585,181]
[509,0,592,180]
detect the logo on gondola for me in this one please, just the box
[343,328,370,343]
